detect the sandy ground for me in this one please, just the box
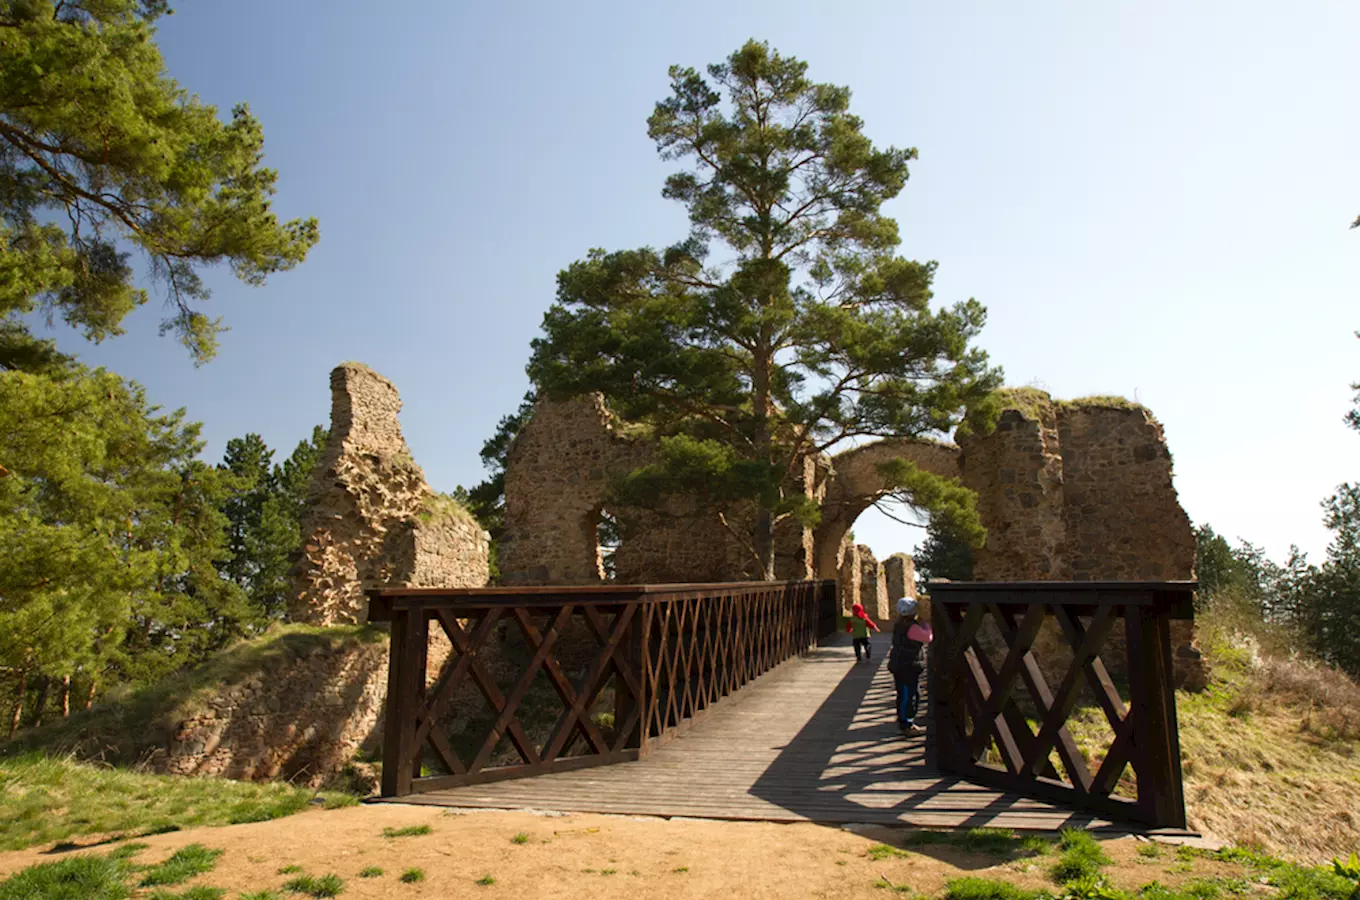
[0,804,1246,899]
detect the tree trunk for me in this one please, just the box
[84,677,98,710]
[9,663,29,740]
[31,676,50,730]
[60,675,70,718]
[752,342,777,581]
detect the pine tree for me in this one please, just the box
[528,41,999,577]
[0,0,318,370]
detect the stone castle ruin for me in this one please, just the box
[497,388,1206,687]
[499,389,1196,589]
[96,364,498,787]
[290,363,490,625]
[47,367,1203,788]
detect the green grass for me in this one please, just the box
[0,753,355,851]
[511,831,529,844]
[239,893,283,900]
[399,868,425,884]
[359,866,384,878]
[279,864,303,874]
[874,876,914,893]
[108,841,150,860]
[146,887,226,900]
[0,854,133,900]
[476,874,496,885]
[1051,830,1113,884]
[1137,844,1164,860]
[674,867,689,873]
[382,824,432,838]
[137,844,224,887]
[944,876,1048,900]
[958,827,1026,857]
[283,873,345,897]
[869,843,913,861]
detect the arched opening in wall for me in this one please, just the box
[597,508,620,581]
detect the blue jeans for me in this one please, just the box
[894,668,922,726]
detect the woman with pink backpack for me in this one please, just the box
[887,598,933,735]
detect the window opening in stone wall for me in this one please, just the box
[597,508,620,581]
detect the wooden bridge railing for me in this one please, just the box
[368,579,838,798]
[927,581,1195,829]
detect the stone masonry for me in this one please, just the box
[289,363,489,624]
[503,390,1206,686]
[884,553,917,604]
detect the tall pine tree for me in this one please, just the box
[528,41,999,577]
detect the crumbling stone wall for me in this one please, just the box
[498,394,654,585]
[957,392,1205,689]
[884,554,917,604]
[858,545,889,620]
[500,394,819,585]
[501,392,1203,687]
[290,364,489,625]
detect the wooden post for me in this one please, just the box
[1125,603,1185,828]
[381,603,429,798]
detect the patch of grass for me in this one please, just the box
[475,874,495,886]
[869,843,912,861]
[0,753,355,851]
[1137,844,1163,860]
[279,864,303,874]
[1059,873,1127,900]
[601,868,617,875]
[511,831,529,844]
[138,844,224,887]
[874,876,914,893]
[674,866,689,873]
[0,854,133,900]
[382,824,432,838]
[239,893,283,900]
[398,868,424,884]
[108,841,150,860]
[958,827,1023,857]
[944,876,1047,900]
[147,888,226,900]
[359,866,383,878]
[904,830,954,847]
[1050,829,1112,884]
[283,873,345,897]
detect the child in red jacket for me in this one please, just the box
[846,602,880,663]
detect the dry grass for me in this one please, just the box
[1174,623,1360,864]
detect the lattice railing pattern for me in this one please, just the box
[927,582,1195,829]
[369,580,837,797]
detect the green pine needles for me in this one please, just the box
[527,39,1001,577]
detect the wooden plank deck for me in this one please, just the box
[381,633,1122,831]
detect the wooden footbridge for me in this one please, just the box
[367,579,1195,833]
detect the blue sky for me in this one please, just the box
[43,1,1360,564]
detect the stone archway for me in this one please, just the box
[812,437,962,581]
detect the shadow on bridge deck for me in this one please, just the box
[382,632,1114,831]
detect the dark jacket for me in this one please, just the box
[888,616,931,675]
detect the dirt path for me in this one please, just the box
[0,804,1220,899]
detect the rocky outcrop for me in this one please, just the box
[290,364,489,624]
